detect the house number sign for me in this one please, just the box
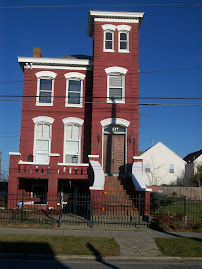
[104,125,125,133]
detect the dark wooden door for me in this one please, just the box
[103,134,125,174]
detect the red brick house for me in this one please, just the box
[8,11,150,209]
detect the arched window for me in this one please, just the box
[33,116,54,163]
[35,71,57,106]
[62,117,84,163]
[105,67,128,103]
[102,24,116,52]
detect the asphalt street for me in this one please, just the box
[0,259,202,269]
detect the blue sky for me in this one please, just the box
[0,0,201,174]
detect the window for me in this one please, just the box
[35,71,57,106]
[33,116,54,164]
[169,164,174,173]
[64,72,85,107]
[102,24,116,52]
[117,25,131,53]
[105,67,128,103]
[62,118,84,163]
[145,163,151,173]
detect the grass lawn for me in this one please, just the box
[0,234,120,256]
[163,200,202,221]
[155,238,202,257]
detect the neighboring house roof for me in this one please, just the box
[184,150,202,163]
[140,142,186,164]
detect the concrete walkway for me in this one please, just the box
[0,227,201,260]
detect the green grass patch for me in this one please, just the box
[0,234,120,256]
[155,238,202,257]
[163,200,202,221]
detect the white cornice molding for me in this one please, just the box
[88,10,144,36]
[95,18,139,23]
[90,11,144,19]
[9,152,21,156]
[18,57,93,69]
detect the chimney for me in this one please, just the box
[32,48,42,58]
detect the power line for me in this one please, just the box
[0,95,201,100]
[0,4,201,9]
[0,99,201,106]
[0,67,201,84]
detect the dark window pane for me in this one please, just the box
[120,33,127,40]
[106,32,112,41]
[40,79,52,91]
[106,41,112,49]
[69,80,81,92]
[109,88,122,99]
[68,92,80,104]
[120,41,127,50]
[39,91,51,103]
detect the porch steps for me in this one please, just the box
[103,176,138,216]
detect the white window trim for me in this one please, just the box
[102,24,116,52]
[64,72,85,108]
[32,116,54,164]
[117,25,131,53]
[62,117,84,164]
[35,71,57,106]
[105,67,128,104]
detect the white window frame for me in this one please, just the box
[64,72,85,108]
[62,117,84,164]
[35,71,57,106]
[145,163,151,173]
[33,116,54,164]
[105,66,128,103]
[102,24,116,52]
[169,164,175,173]
[117,25,131,53]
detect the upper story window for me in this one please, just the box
[105,67,128,103]
[64,72,85,107]
[169,164,175,173]
[145,163,151,173]
[102,24,116,52]
[62,117,84,163]
[117,25,131,53]
[35,71,57,106]
[33,116,54,164]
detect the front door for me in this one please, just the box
[103,134,125,174]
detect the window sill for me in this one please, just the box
[36,102,53,107]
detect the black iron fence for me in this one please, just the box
[0,193,201,228]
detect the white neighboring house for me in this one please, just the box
[184,150,202,178]
[140,142,186,186]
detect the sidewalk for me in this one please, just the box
[0,227,201,261]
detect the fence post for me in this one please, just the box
[90,192,94,228]
[184,196,187,225]
[138,194,141,229]
[58,192,62,227]
[21,192,24,223]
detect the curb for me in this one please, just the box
[0,253,202,262]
